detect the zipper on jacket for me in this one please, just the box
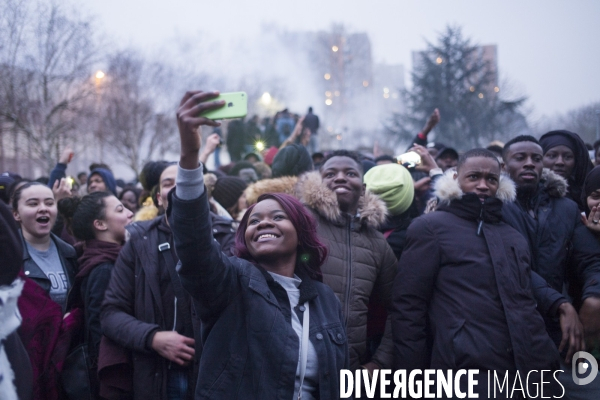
[477,204,484,236]
[172,297,178,331]
[344,216,353,327]
[168,297,178,370]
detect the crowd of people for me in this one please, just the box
[224,106,320,166]
[1,90,600,400]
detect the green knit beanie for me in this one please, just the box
[364,163,414,215]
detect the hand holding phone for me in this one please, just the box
[198,92,248,120]
[176,91,225,169]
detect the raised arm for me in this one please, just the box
[48,146,73,188]
[171,91,241,322]
[406,108,440,150]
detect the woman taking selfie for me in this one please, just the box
[170,91,348,399]
[59,191,133,394]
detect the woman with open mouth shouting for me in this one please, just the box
[170,90,348,400]
[11,181,79,399]
[12,181,78,313]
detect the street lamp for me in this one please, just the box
[93,70,106,162]
[261,92,272,105]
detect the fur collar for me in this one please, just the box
[434,169,516,204]
[245,176,299,206]
[244,171,388,228]
[295,171,388,228]
[540,168,568,198]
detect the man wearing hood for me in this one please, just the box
[539,130,594,212]
[393,149,562,398]
[87,168,117,195]
[502,135,600,398]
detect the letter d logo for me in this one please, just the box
[572,351,598,386]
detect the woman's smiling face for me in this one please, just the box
[244,198,298,263]
[13,185,57,239]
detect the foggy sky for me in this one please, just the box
[84,0,600,120]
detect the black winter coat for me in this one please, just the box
[378,212,412,260]
[393,189,560,396]
[503,169,600,343]
[101,217,200,400]
[80,262,112,363]
[171,189,349,400]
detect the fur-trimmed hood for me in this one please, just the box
[539,168,568,198]
[433,169,516,204]
[244,176,299,206]
[296,171,388,228]
[244,171,388,229]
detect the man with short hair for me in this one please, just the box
[77,171,88,186]
[502,135,600,397]
[101,163,236,399]
[393,149,562,397]
[101,164,197,399]
[295,150,398,373]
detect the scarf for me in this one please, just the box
[437,193,504,236]
[76,239,122,280]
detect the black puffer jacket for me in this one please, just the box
[503,169,600,343]
[393,173,561,396]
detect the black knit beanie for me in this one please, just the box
[271,144,313,178]
[212,177,248,209]
[139,160,170,191]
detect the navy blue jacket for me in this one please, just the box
[393,194,560,396]
[503,170,600,344]
[171,190,349,400]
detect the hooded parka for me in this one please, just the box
[393,172,561,397]
[503,169,600,344]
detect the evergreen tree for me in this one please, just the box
[389,26,527,149]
